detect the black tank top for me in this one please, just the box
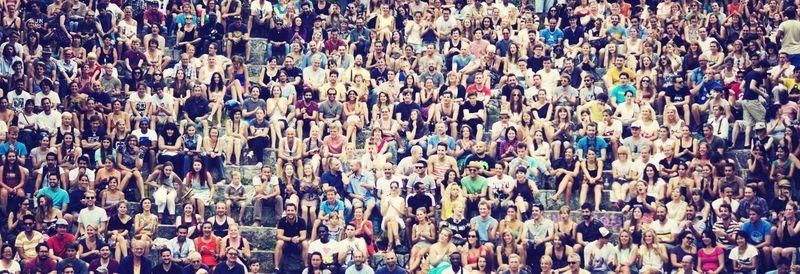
[212,216,229,237]
[98,47,114,65]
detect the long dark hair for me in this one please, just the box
[209,72,224,93]
[642,163,661,183]
[2,150,21,183]
[307,252,324,273]
[443,169,459,185]
[186,157,209,187]
[99,136,114,161]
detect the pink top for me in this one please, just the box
[698,246,723,272]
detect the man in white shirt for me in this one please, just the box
[35,98,60,136]
[149,84,177,125]
[307,225,342,267]
[376,163,403,198]
[649,204,679,247]
[712,185,741,217]
[433,9,457,42]
[34,79,60,108]
[77,190,109,237]
[583,227,618,273]
[67,156,96,187]
[303,56,328,92]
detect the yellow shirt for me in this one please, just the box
[782,78,800,92]
[319,82,348,102]
[15,231,43,260]
[584,101,612,123]
[607,67,637,87]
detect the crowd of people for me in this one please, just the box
[3,0,800,273]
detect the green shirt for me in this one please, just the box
[460,176,488,194]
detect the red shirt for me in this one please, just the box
[466,84,491,96]
[46,233,76,258]
[25,258,57,274]
[323,38,347,54]
[295,100,319,121]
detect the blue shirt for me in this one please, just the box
[693,80,723,105]
[0,141,28,156]
[166,237,196,261]
[348,171,376,198]
[509,156,539,181]
[606,26,628,40]
[575,136,608,156]
[320,200,345,216]
[540,28,564,46]
[469,216,498,244]
[428,135,456,151]
[213,262,246,274]
[741,219,772,245]
[496,39,513,56]
[375,266,408,274]
[37,187,69,210]
[609,84,637,104]
[452,54,475,71]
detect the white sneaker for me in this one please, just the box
[255,162,263,168]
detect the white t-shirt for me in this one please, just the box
[375,175,403,197]
[583,241,618,271]
[487,175,514,197]
[77,206,109,229]
[128,93,151,114]
[34,91,60,107]
[308,239,343,265]
[249,0,273,18]
[728,244,758,274]
[132,129,158,148]
[17,112,37,131]
[0,260,20,273]
[712,198,740,214]
[7,91,31,112]
[35,110,61,135]
[68,168,96,184]
[150,93,176,117]
[649,219,679,244]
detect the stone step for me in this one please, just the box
[152,209,625,251]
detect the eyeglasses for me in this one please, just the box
[468,235,477,238]
[569,262,579,265]
[24,222,34,226]
[86,196,96,199]
[415,166,424,169]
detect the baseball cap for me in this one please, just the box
[56,219,69,226]
[599,227,611,238]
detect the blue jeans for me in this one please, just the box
[266,44,291,62]
[203,155,226,182]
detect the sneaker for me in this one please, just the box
[255,162,263,169]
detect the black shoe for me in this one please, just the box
[395,245,409,254]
